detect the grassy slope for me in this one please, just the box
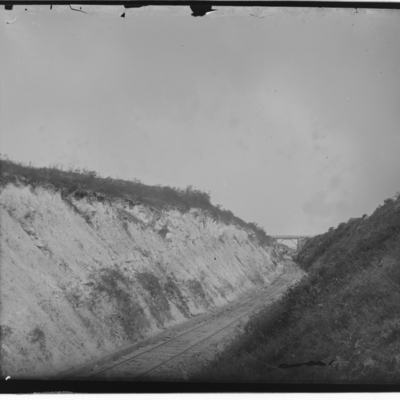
[0,158,273,248]
[190,194,400,383]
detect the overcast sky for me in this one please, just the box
[1,6,400,236]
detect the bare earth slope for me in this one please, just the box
[0,182,284,378]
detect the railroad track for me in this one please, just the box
[73,262,303,381]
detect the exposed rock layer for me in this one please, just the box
[0,183,283,378]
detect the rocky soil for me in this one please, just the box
[0,182,284,378]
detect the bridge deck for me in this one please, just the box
[272,235,312,240]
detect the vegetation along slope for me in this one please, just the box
[191,192,400,383]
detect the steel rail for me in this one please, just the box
[132,293,275,380]
[87,273,288,380]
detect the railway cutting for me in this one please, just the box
[67,260,304,381]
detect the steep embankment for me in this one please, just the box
[192,193,400,383]
[0,180,283,378]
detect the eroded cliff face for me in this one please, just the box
[0,182,283,378]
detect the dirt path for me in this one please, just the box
[65,260,304,381]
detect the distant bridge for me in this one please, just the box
[271,235,314,252]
